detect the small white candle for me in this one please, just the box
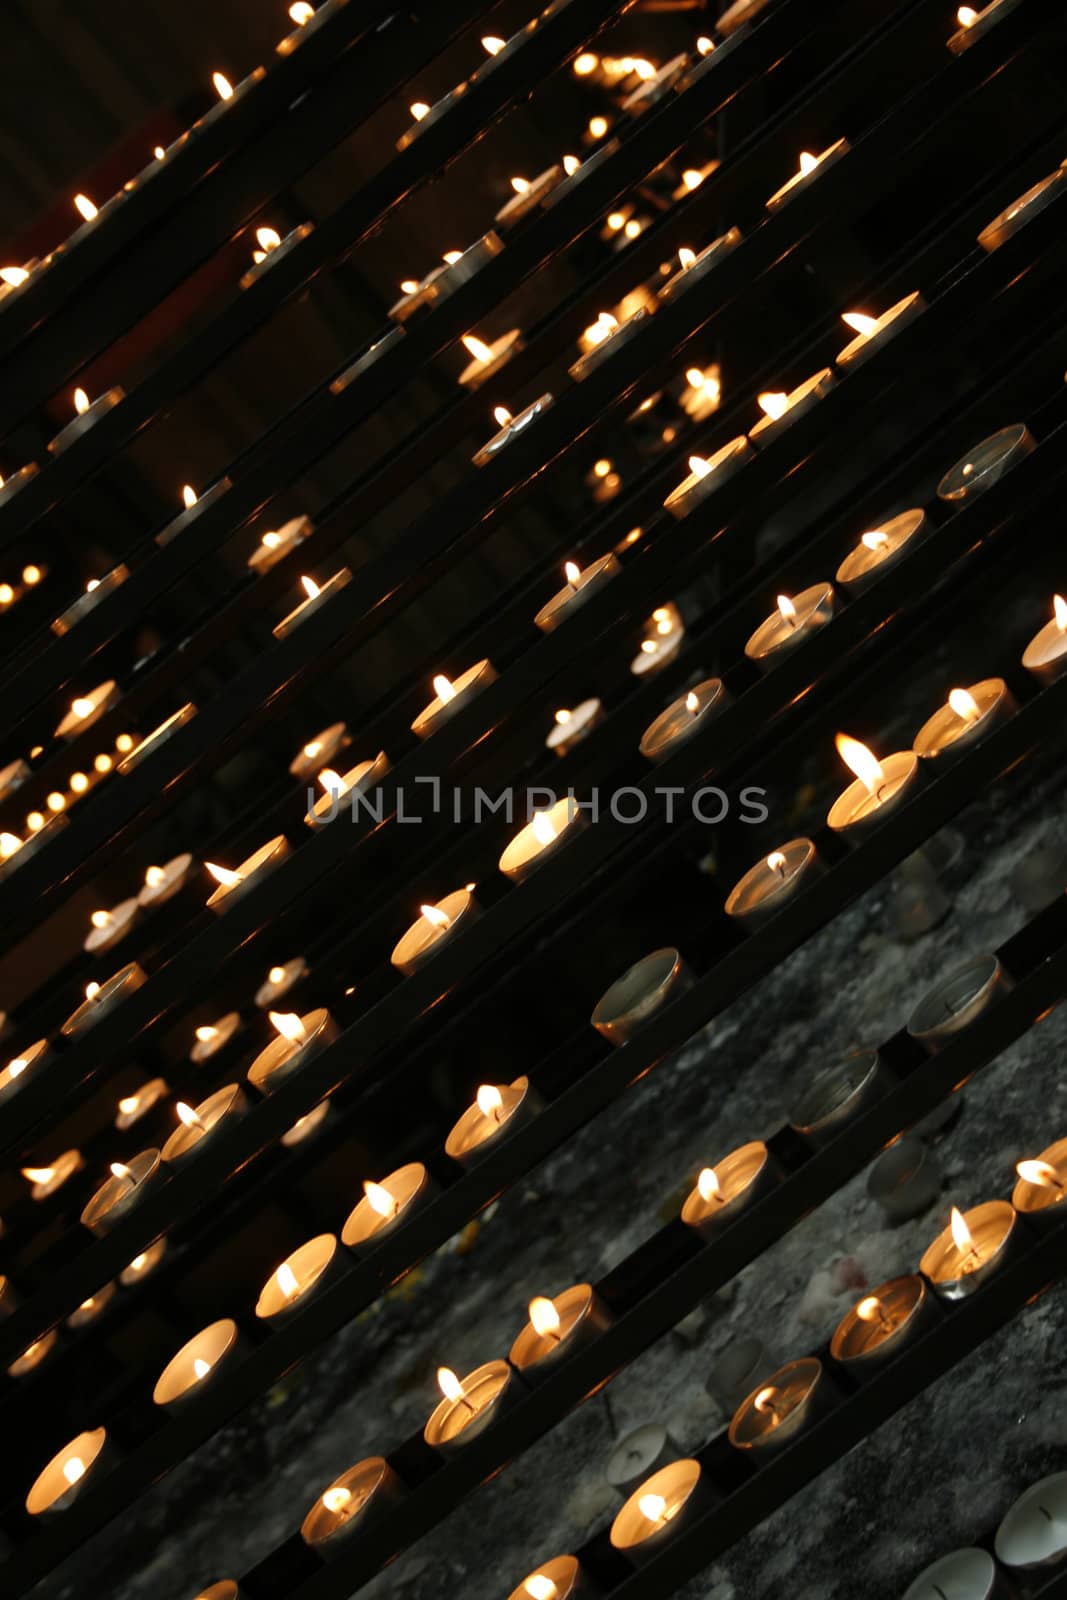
[744,583,835,668]
[246,514,311,575]
[190,1012,241,1063]
[54,679,120,740]
[663,438,752,518]
[444,1075,542,1166]
[826,733,920,840]
[949,0,1022,54]
[48,387,125,457]
[912,679,1013,761]
[205,836,289,913]
[499,799,584,883]
[22,1150,83,1200]
[835,292,926,368]
[239,221,313,290]
[83,896,140,955]
[765,141,849,210]
[114,1079,169,1130]
[153,1318,240,1407]
[411,661,497,740]
[255,957,308,1008]
[534,555,620,633]
[273,569,352,640]
[748,370,835,446]
[457,329,523,387]
[391,888,480,975]
[835,508,928,595]
[1022,594,1067,685]
[979,163,1067,251]
[138,852,194,908]
[495,165,563,227]
[26,1428,110,1516]
[936,423,1035,502]
[546,698,603,757]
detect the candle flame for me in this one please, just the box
[110,1160,133,1178]
[678,247,696,270]
[213,71,234,100]
[420,902,452,929]
[322,1485,352,1512]
[400,278,419,294]
[482,35,506,54]
[758,391,788,421]
[0,265,29,287]
[73,193,98,221]
[437,1365,464,1402]
[563,155,580,176]
[689,454,711,479]
[300,575,320,600]
[573,52,598,75]
[958,5,978,24]
[777,593,797,624]
[74,387,90,416]
[195,1025,218,1042]
[85,981,101,1000]
[255,226,281,252]
[433,673,456,703]
[767,850,787,872]
[62,1456,86,1486]
[564,560,581,586]
[529,1296,561,1336]
[270,1011,306,1043]
[697,36,714,54]
[589,116,608,139]
[193,1356,212,1380]
[205,861,242,887]
[269,965,287,985]
[72,694,96,718]
[1016,1159,1062,1188]
[23,1166,55,1185]
[410,102,430,121]
[129,1253,148,1272]
[154,145,166,160]
[91,909,111,928]
[462,334,493,364]
[948,688,981,725]
[364,1179,396,1217]
[477,1083,504,1118]
[842,312,878,336]
[639,1493,667,1524]
[176,1101,203,1129]
[524,1578,558,1600]
[493,406,512,427]
[1053,595,1067,632]
[145,865,166,887]
[319,768,345,796]
[262,531,281,550]
[861,530,888,550]
[0,831,22,858]
[950,1206,975,1253]
[754,1386,778,1413]
[511,176,530,194]
[276,1261,300,1299]
[641,639,658,654]
[532,810,557,846]
[799,152,818,175]
[835,734,885,796]
[686,367,705,389]
[697,1166,719,1202]
[586,311,618,347]
[856,1295,882,1323]
[8,1058,27,1078]
[182,484,197,508]
[685,692,700,714]
[302,741,322,760]
[290,1,314,22]
[442,250,463,265]
[682,169,705,192]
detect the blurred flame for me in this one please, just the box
[290,2,315,22]
[532,811,557,846]
[564,560,581,586]
[777,593,797,624]
[482,35,506,54]
[529,1296,561,1336]
[433,673,456,703]
[758,391,788,421]
[270,1011,306,1043]
[213,71,234,100]
[950,1207,975,1254]
[73,194,98,221]
[639,1494,667,1524]
[1054,595,1067,632]
[462,334,493,363]
[835,734,884,797]
[300,575,320,600]
[420,903,452,929]
[276,1262,300,1299]
[477,1084,504,1118]
[948,688,981,725]
[206,862,241,887]
[861,530,888,550]
[322,1485,352,1512]
[74,388,90,416]
[842,312,878,336]
[697,1167,719,1202]
[364,1180,396,1217]
[958,6,978,24]
[62,1456,86,1486]
[493,405,512,428]
[437,1366,464,1402]
[799,152,818,175]
[410,101,430,121]
[182,485,197,508]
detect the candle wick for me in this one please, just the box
[933,1587,948,1600]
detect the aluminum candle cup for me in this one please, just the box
[115,1078,169,1130]
[120,1239,167,1285]
[765,141,849,210]
[631,626,684,677]
[790,1050,889,1147]
[867,1136,942,1223]
[256,1235,340,1322]
[748,369,836,446]
[546,698,602,757]
[718,0,770,30]
[826,747,921,842]
[498,799,585,884]
[707,1339,777,1414]
[938,423,1035,501]
[1022,597,1067,685]
[995,1474,1067,1571]
[0,1039,50,1105]
[663,437,754,520]
[161,1084,247,1167]
[246,1008,338,1094]
[658,229,743,302]
[190,1012,241,1063]
[950,0,1023,52]
[255,958,308,1007]
[396,83,470,152]
[290,723,350,781]
[472,394,553,466]
[445,1076,543,1167]
[591,949,691,1046]
[239,222,313,290]
[81,1151,163,1236]
[744,584,835,668]
[835,293,926,368]
[83,896,139,955]
[913,679,1014,761]
[508,1284,612,1382]
[67,1284,117,1330]
[609,1460,707,1565]
[52,565,130,636]
[391,888,480,975]
[725,839,822,927]
[0,462,38,503]
[341,1162,437,1254]
[411,660,497,739]
[606,1425,684,1497]
[494,165,563,228]
[9,1331,60,1378]
[26,1428,111,1516]
[458,329,524,388]
[681,1141,778,1237]
[507,1558,586,1600]
[138,853,194,908]
[247,514,312,576]
[1012,1137,1067,1228]
[153,1319,241,1408]
[206,836,290,913]
[0,814,68,885]
[273,568,352,639]
[305,753,390,827]
[835,509,928,595]
[117,704,196,772]
[979,165,1067,251]
[301,1457,406,1560]
[62,963,147,1037]
[24,1150,83,1199]
[48,388,125,456]
[639,678,728,763]
[193,67,266,128]
[569,308,653,383]
[283,1101,332,1147]
[424,1360,520,1452]
[903,1550,1008,1600]
[830,1276,932,1370]
[920,1200,1018,1300]
[155,478,232,546]
[729,1357,829,1453]
[55,679,120,739]
[534,555,620,633]
[907,955,1010,1051]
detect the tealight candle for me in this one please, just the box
[835,509,928,595]
[907,955,1010,1051]
[301,1458,406,1559]
[282,1101,332,1146]
[114,1078,169,1130]
[546,698,603,757]
[156,478,232,547]
[67,1283,117,1329]
[995,1473,1067,1571]
[913,679,1014,761]
[0,756,30,801]
[937,423,1035,501]
[26,1428,110,1516]
[304,753,390,828]
[411,661,498,740]
[51,565,130,636]
[424,1360,519,1451]
[717,0,770,31]
[472,395,553,467]
[631,617,685,678]
[748,370,836,446]
[495,166,564,228]
[195,66,266,128]
[658,229,743,302]
[330,327,406,389]
[81,1153,163,1236]
[765,141,849,210]
[544,140,620,209]
[1012,1138,1067,1228]
[246,1007,338,1093]
[55,679,120,739]
[246,514,311,575]
[836,293,926,370]
[680,1141,778,1237]
[724,839,822,927]
[638,679,730,764]
[419,233,504,313]
[190,1012,241,1063]
[949,0,1023,53]
[445,1076,543,1167]
[290,724,350,781]
[0,813,68,883]
[867,1136,942,1224]
[0,462,39,505]
[508,1284,612,1381]
[48,387,125,456]
[138,852,194,908]
[458,329,524,388]
[591,948,692,1046]
[61,964,147,1037]
[205,836,290,913]
[790,1050,888,1146]
[0,1039,50,1103]
[117,703,196,773]
[273,570,352,640]
[341,1162,437,1253]
[239,221,313,290]
[830,1276,932,1370]
[621,52,689,113]
[22,1150,83,1200]
[499,800,585,884]
[744,584,835,668]
[396,84,470,152]
[506,1558,585,1600]
[569,308,653,382]
[609,1460,707,1565]
[9,1330,59,1378]
[161,1085,247,1167]
[83,896,139,955]
[663,440,753,519]
[153,1318,241,1407]
[920,1201,1018,1299]
[606,1425,684,1497]
[826,733,921,841]
[979,164,1067,252]
[276,0,340,53]
[534,555,620,633]
[120,1239,167,1286]
[391,888,480,975]
[1022,594,1067,685]
[255,957,308,1007]
[729,1357,829,1452]
[255,1235,340,1321]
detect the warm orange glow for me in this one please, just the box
[767,850,787,873]
[799,152,818,176]
[686,368,705,389]
[856,1295,883,1323]
[22,563,41,584]
[193,1356,212,1380]
[62,1456,86,1487]
[688,455,711,479]
[1054,595,1067,632]
[22,1166,56,1185]
[1016,1159,1064,1190]
[90,910,110,928]
[493,405,512,427]
[7,1058,27,1079]
[303,740,322,759]
[678,247,696,269]
[564,560,581,586]
[948,688,981,725]
[777,593,797,625]
[300,575,320,600]
[85,982,101,1000]
[682,168,705,191]
[482,35,506,54]
[443,250,463,265]
[213,71,234,100]
[73,387,90,416]
[433,673,456,703]
[176,1102,203,1129]
[255,226,282,252]
[318,768,345,796]
[276,1262,300,1300]
[182,484,197,509]
[563,155,580,176]
[0,584,12,604]
[586,311,618,347]
[400,278,419,295]
[0,832,21,859]
[26,812,45,832]
[685,692,700,715]
[958,6,978,24]
[861,530,888,550]
[950,1206,975,1255]
[835,734,885,797]
[573,51,598,75]
[269,965,287,985]
[593,458,612,477]
[420,902,452,930]
[640,639,658,655]
[364,1179,397,1218]
[154,145,166,160]
[72,694,96,719]
[195,1025,218,1043]
[532,810,558,847]
[269,1011,307,1044]
[624,219,642,240]
[70,772,89,794]
[697,36,714,55]
[477,1083,504,1118]
[111,1158,134,1177]
[607,211,626,232]
[290,2,315,22]
[0,266,29,287]
[73,193,98,222]
[758,391,789,421]
[410,101,430,121]
[437,1366,464,1402]
[639,1493,667,1524]
[754,1386,778,1414]
[462,334,494,364]
[529,1296,561,1337]
[842,312,878,336]
[322,1485,352,1513]
[47,791,67,813]
[205,861,241,888]
[555,708,572,726]
[145,865,166,887]
[588,116,608,139]
[524,1577,558,1600]
[511,176,530,194]
[262,531,281,549]
[697,1167,719,1202]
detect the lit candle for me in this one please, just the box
[1022,594,1067,686]
[681,1142,779,1236]
[569,307,654,382]
[457,328,524,388]
[748,369,836,446]
[724,839,822,927]
[472,394,554,467]
[289,723,350,781]
[304,752,390,828]
[137,852,194,908]
[498,800,584,884]
[495,166,564,228]
[508,1284,612,1381]
[717,0,771,33]
[395,83,470,152]
[912,678,1014,761]
[300,1457,406,1558]
[277,0,337,55]
[246,1007,338,1094]
[631,603,686,678]
[22,1149,83,1200]
[273,569,352,640]
[190,1012,241,1063]
[255,1235,340,1321]
[0,461,39,504]
[114,1078,169,1130]
[423,1360,519,1451]
[744,584,835,668]
[979,163,1067,252]
[836,293,926,368]
[116,703,197,773]
[51,564,131,636]
[621,52,689,114]
[533,555,620,633]
[591,948,692,1046]
[8,1330,59,1379]
[411,660,498,740]
[0,1038,49,1103]
[995,1472,1067,1571]
[48,385,125,456]
[937,422,1035,502]
[395,233,505,321]
[826,732,921,841]
[194,65,266,128]
[67,1283,118,1329]
[949,0,1023,53]
[789,1049,888,1146]
[156,477,233,546]
[152,1319,241,1407]
[205,836,290,913]
[341,1162,436,1253]
[161,1085,247,1168]
[254,957,308,1008]
[765,141,849,210]
[830,1277,932,1369]
[391,887,480,976]
[61,963,147,1038]
[545,698,603,758]
[54,679,120,739]
[239,221,313,290]
[728,1357,829,1452]
[907,954,1010,1052]
[25,1429,110,1517]
[1012,1139,1067,1228]
[83,896,140,955]
[0,260,34,303]
[282,1100,333,1147]
[835,508,928,595]
[120,1238,168,1285]
[637,679,729,765]
[609,1460,707,1565]
[662,439,752,519]
[444,1076,543,1167]
[246,514,311,575]
[506,1559,584,1600]
[921,1202,1019,1300]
